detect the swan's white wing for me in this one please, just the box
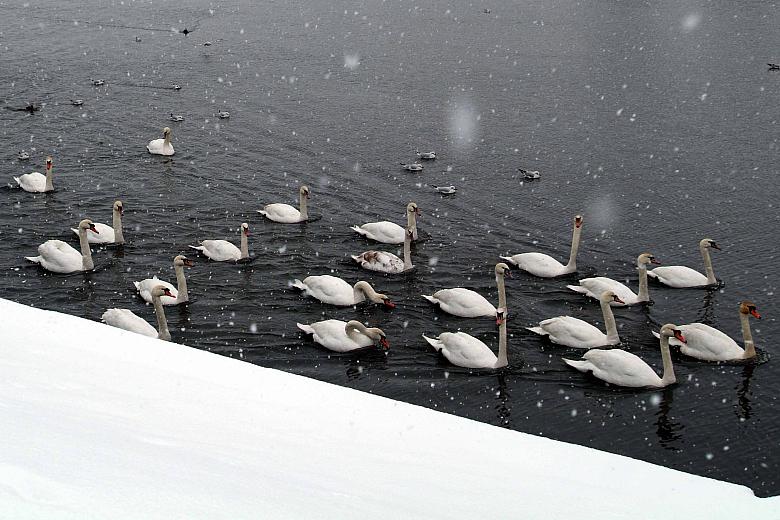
[353,221,404,244]
[435,332,498,369]
[504,252,567,277]
[537,316,607,348]
[16,172,46,193]
[259,203,303,223]
[647,266,709,288]
[578,349,661,387]
[83,222,115,244]
[354,251,404,273]
[199,240,241,262]
[135,276,178,305]
[147,138,174,156]
[301,275,354,305]
[35,240,82,273]
[573,277,635,305]
[429,288,496,318]
[307,319,371,352]
[676,323,743,361]
[102,309,157,337]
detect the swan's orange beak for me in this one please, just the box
[750,309,761,319]
[575,215,583,228]
[163,288,173,297]
[383,299,395,309]
[379,337,390,350]
[673,330,686,343]
[184,258,194,267]
[244,228,250,236]
[46,161,52,170]
[89,224,99,234]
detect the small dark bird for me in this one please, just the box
[181,27,191,35]
[768,63,780,71]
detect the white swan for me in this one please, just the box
[102,286,173,341]
[501,215,583,277]
[423,263,510,318]
[567,253,659,306]
[147,127,175,156]
[26,219,98,273]
[563,323,684,388]
[352,227,413,273]
[423,308,508,369]
[655,300,761,361]
[297,320,389,352]
[189,223,249,262]
[72,200,124,245]
[14,156,54,193]
[291,275,395,307]
[351,202,421,244]
[527,291,623,348]
[134,255,193,305]
[647,238,720,288]
[258,186,310,223]
[218,110,230,119]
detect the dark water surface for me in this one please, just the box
[1,0,778,496]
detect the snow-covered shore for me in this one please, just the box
[1,297,776,519]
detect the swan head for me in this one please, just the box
[407,202,421,217]
[699,238,720,250]
[739,301,761,320]
[113,200,124,215]
[637,252,660,267]
[241,222,250,235]
[79,219,99,234]
[599,290,624,305]
[660,323,686,344]
[163,127,172,137]
[495,262,512,278]
[151,285,174,299]
[380,295,395,309]
[300,185,311,199]
[174,255,194,267]
[496,307,506,325]
[372,327,390,350]
[574,214,583,228]
[46,156,53,170]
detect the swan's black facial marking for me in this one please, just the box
[709,240,720,250]
[574,215,583,228]
[612,294,625,304]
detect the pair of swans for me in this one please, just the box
[72,200,125,245]
[423,308,509,369]
[351,202,420,244]
[102,286,173,341]
[134,255,193,305]
[291,275,395,308]
[26,219,98,273]
[352,227,414,273]
[258,186,310,223]
[568,252,659,306]
[647,238,720,288]
[657,300,761,361]
[297,320,389,352]
[528,291,623,348]
[502,215,583,278]
[564,324,685,388]
[147,127,174,156]
[423,263,510,318]
[14,156,54,193]
[190,223,249,261]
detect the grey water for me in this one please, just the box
[1,0,778,497]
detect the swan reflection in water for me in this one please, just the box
[652,387,685,451]
[494,373,511,428]
[735,363,756,421]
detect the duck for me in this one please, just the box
[189,223,249,262]
[563,324,684,388]
[172,84,181,90]
[134,255,193,305]
[432,185,456,194]
[352,226,414,273]
[102,286,174,341]
[26,219,98,273]
[647,238,720,288]
[423,308,508,369]
[415,149,436,160]
[72,200,125,245]
[502,215,583,277]
[351,202,421,244]
[169,113,185,122]
[518,167,540,179]
[401,162,424,171]
[768,63,780,71]
[297,320,389,352]
[291,275,395,308]
[258,185,310,223]
[218,110,230,119]
[91,79,105,86]
[655,301,762,361]
[423,263,510,318]
[528,291,623,348]
[567,252,659,306]
[135,36,142,42]
[146,127,175,156]
[70,99,84,106]
[17,151,30,160]
[14,156,54,193]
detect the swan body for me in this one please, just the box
[423,263,510,318]
[26,219,98,273]
[102,286,174,341]
[528,291,623,348]
[189,223,249,262]
[352,227,413,273]
[502,215,583,277]
[291,275,394,307]
[656,301,761,361]
[258,186,310,223]
[14,156,54,193]
[567,253,659,306]
[563,324,684,388]
[352,202,420,244]
[297,320,389,352]
[72,200,124,245]
[423,309,508,369]
[647,238,720,288]
[134,255,193,305]
[147,127,174,156]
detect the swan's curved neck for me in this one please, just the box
[346,321,369,338]
[299,192,309,220]
[164,133,171,146]
[659,335,676,386]
[174,263,189,303]
[700,244,716,285]
[402,232,413,271]
[240,231,249,259]
[740,312,756,358]
[637,264,650,301]
[565,225,582,270]
[45,165,54,192]
[496,319,508,368]
[599,298,620,342]
[353,282,375,304]
[78,228,94,271]
[407,210,418,240]
[496,272,507,310]
[113,209,125,245]
[152,294,171,341]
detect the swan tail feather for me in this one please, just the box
[350,255,363,263]
[133,281,141,290]
[646,270,658,279]
[527,326,546,336]
[563,358,591,372]
[188,245,205,252]
[422,334,442,352]
[567,284,588,294]
[422,294,438,305]
[13,177,21,186]
[25,256,41,264]
[350,225,366,236]
[257,210,268,217]
[651,331,661,339]
[500,255,517,265]
[296,322,315,335]
[290,279,307,291]
[71,228,79,236]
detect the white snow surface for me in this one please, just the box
[1,298,776,519]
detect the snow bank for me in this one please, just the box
[0,298,776,519]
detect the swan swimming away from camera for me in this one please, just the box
[147,127,175,156]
